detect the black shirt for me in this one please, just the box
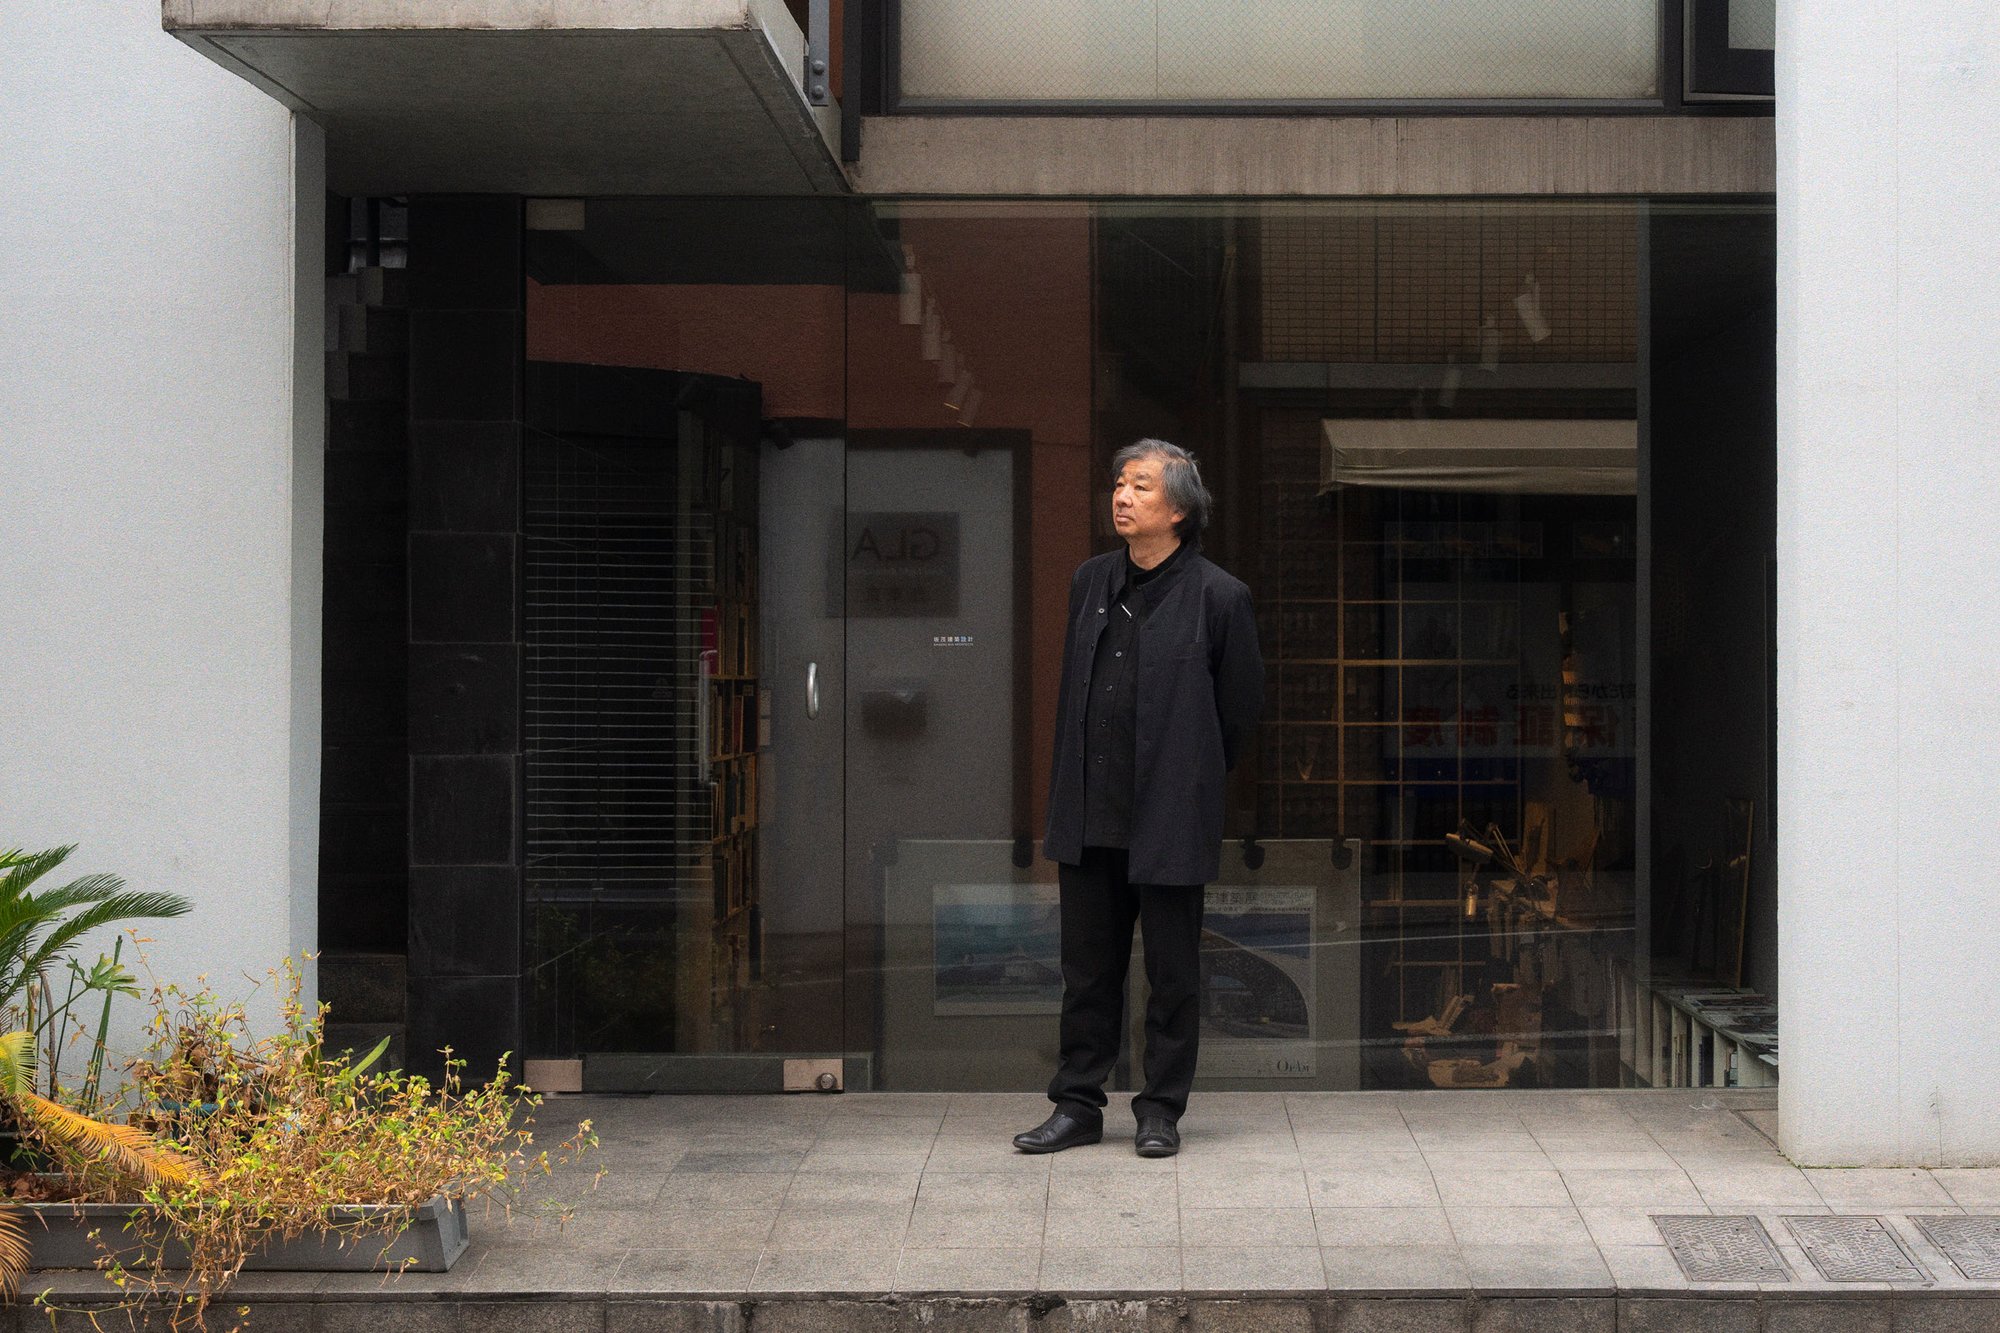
[1082,540,1192,849]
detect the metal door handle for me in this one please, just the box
[807,661,819,719]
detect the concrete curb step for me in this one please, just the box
[20,1293,2000,1333]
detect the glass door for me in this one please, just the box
[518,200,849,1091]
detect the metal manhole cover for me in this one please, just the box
[1655,1214,1791,1282]
[1785,1216,1930,1283]
[1912,1216,2000,1279]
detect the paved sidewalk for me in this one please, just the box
[25,1087,2000,1329]
[468,1088,1998,1298]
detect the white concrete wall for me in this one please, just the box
[1777,2,2000,1165]
[0,2,320,1054]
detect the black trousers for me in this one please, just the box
[1047,845,1206,1125]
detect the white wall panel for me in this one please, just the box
[0,2,318,1049]
[1777,0,2000,1165]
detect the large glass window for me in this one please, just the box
[516,197,1775,1093]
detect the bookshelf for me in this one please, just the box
[678,421,764,1051]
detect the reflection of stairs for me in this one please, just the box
[320,951,407,1072]
[321,261,410,1068]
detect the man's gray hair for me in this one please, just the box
[1112,438,1213,539]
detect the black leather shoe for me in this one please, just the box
[1134,1115,1180,1158]
[1012,1111,1103,1154]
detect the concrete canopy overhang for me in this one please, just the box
[164,1,847,196]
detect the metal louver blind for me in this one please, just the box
[524,432,713,908]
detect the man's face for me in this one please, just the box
[1112,456,1186,544]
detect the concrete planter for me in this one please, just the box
[23,1194,470,1273]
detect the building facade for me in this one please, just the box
[2,0,1994,1167]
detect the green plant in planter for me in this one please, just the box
[58,956,597,1329]
[0,844,193,1101]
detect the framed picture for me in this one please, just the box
[1199,882,1317,1078]
[931,883,1063,1016]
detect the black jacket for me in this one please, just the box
[1044,540,1263,885]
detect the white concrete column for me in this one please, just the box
[1777,1,2000,1165]
[0,1,319,1043]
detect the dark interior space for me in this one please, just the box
[1647,207,1779,998]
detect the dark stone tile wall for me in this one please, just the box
[404,197,526,1080]
[320,314,410,956]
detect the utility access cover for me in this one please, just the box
[1785,1216,1930,1283]
[1654,1215,1791,1282]
[1913,1216,2000,1280]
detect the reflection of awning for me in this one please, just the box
[1320,419,1637,496]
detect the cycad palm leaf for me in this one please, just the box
[7,893,191,1000]
[0,875,190,1013]
[0,1206,28,1299]
[13,1092,194,1187]
[0,846,78,897]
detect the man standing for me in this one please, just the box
[1014,439,1263,1158]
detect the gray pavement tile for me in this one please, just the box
[895,1245,1044,1292]
[1179,1139,1304,1167]
[750,1248,900,1293]
[1458,1243,1614,1292]
[1049,1146,1175,1176]
[1579,1205,1711,1249]
[1039,1245,1182,1292]
[1443,1205,1593,1248]
[629,1207,779,1249]
[1932,1170,2000,1208]
[1313,1206,1456,1248]
[947,1092,1052,1120]
[916,1170,1050,1207]
[656,1172,795,1210]
[1180,1207,1321,1247]
[616,1248,758,1294]
[1048,1172,1178,1210]
[1182,1245,1328,1292]
[1598,1244,1708,1292]
[577,1205,777,1250]
[674,1148,809,1173]
[1541,1148,1682,1171]
[1044,1204,1179,1249]
[1803,1167,1956,1209]
[567,1171,671,1208]
[1178,1170,1311,1209]
[786,1170,923,1204]
[1319,1244,1471,1291]
[1409,1131,1544,1156]
[1418,1151,1554,1175]
[1293,1131,1426,1157]
[1430,1168,1572,1208]
[1684,1164,1823,1207]
[1558,1167,1704,1207]
[924,1141,1058,1173]
[1309,1167,1444,1209]
[767,1200,913,1250]
[461,1244,629,1293]
[825,1092,953,1119]
[796,1145,936,1173]
[905,1200,1046,1249]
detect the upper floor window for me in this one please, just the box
[895,0,1663,104]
